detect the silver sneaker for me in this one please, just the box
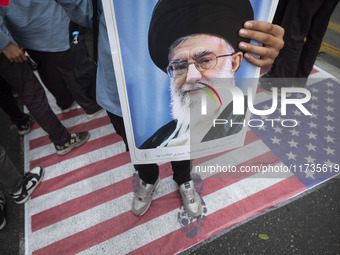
[179,180,202,218]
[132,177,160,216]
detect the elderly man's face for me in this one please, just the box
[169,34,242,122]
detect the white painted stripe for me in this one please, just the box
[29,124,114,160]
[79,170,293,255]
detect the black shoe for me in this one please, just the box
[85,106,104,118]
[54,132,90,156]
[0,193,6,230]
[61,101,76,113]
[16,114,34,136]
[10,167,45,204]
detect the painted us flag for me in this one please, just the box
[251,78,340,188]
[23,69,337,254]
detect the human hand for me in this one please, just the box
[2,42,27,63]
[238,21,284,67]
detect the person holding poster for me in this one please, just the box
[134,0,254,218]
[55,0,284,218]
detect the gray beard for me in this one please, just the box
[170,78,235,125]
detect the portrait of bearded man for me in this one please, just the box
[140,0,253,149]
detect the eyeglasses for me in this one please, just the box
[166,52,234,78]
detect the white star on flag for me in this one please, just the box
[307,122,317,129]
[305,155,316,164]
[306,143,317,151]
[288,140,298,148]
[309,103,318,110]
[286,151,297,160]
[271,136,281,145]
[324,135,335,143]
[289,129,300,136]
[273,126,283,134]
[306,132,317,140]
[325,125,335,132]
[325,98,334,103]
[325,106,334,112]
[305,170,315,179]
[325,115,334,122]
[324,159,335,167]
[324,147,335,155]
[326,89,334,95]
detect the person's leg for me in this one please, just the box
[0,192,5,230]
[0,145,23,194]
[0,78,28,125]
[273,0,324,79]
[26,50,75,110]
[106,111,129,151]
[171,160,192,185]
[35,50,100,112]
[0,54,71,145]
[0,77,34,135]
[0,145,45,204]
[106,110,160,182]
[171,160,202,218]
[296,0,339,79]
[106,111,162,215]
[272,0,289,26]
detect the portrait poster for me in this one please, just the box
[103,0,278,164]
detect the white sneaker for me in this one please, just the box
[132,177,160,216]
[179,180,202,218]
[10,166,44,204]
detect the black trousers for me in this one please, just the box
[273,0,339,78]
[0,54,70,144]
[106,111,191,185]
[0,80,29,126]
[27,49,99,111]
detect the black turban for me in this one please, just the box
[148,0,254,72]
